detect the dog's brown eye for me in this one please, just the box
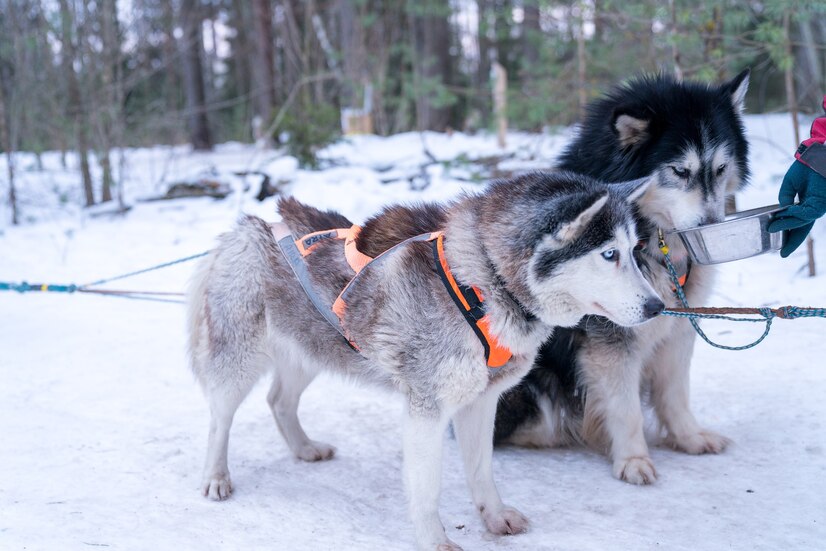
[716,164,726,176]
[671,166,690,179]
[634,240,647,252]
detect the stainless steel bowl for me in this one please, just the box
[669,204,787,265]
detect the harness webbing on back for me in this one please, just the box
[274,223,512,372]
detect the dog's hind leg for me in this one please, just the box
[266,363,335,461]
[201,376,257,500]
[453,388,529,537]
[649,328,730,454]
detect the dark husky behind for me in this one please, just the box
[494,71,751,485]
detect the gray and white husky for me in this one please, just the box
[187,171,663,550]
[495,71,751,485]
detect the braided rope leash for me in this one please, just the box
[656,229,825,350]
[0,251,209,303]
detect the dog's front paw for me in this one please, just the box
[669,430,731,455]
[202,473,232,500]
[613,456,657,485]
[295,440,336,462]
[482,506,529,536]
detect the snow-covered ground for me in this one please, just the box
[1,117,825,550]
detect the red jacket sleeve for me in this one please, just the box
[794,95,826,178]
[796,95,826,153]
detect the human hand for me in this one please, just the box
[767,159,826,257]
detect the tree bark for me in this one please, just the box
[668,0,683,80]
[162,0,180,143]
[795,19,823,111]
[576,1,587,115]
[522,0,541,68]
[180,0,213,150]
[0,67,17,225]
[493,62,507,148]
[410,0,453,132]
[251,0,277,126]
[98,0,122,204]
[476,0,492,119]
[338,0,366,109]
[58,0,95,206]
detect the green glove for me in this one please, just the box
[767,160,826,257]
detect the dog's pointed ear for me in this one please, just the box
[553,192,609,242]
[724,68,750,113]
[612,109,650,149]
[610,177,652,204]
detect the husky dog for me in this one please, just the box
[187,171,663,550]
[494,71,751,485]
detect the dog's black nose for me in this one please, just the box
[643,297,665,318]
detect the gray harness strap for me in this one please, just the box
[272,223,350,341]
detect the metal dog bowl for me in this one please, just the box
[670,205,786,265]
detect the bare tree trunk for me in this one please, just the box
[280,0,305,96]
[98,0,122,204]
[162,0,180,143]
[180,0,213,151]
[251,0,277,127]
[593,0,605,42]
[795,19,823,111]
[410,0,453,132]
[522,1,541,67]
[576,1,587,115]
[338,0,366,108]
[0,71,17,225]
[493,62,507,148]
[703,6,726,81]
[58,0,95,206]
[476,0,492,120]
[668,0,683,80]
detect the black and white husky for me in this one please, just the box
[187,172,663,550]
[495,71,751,485]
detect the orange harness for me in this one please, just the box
[286,224,512,371]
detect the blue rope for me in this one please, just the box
[80,251,209,288]
[775,306,826,319]
[0,250,209,302]
[0,282,79,293]
[658,230,775,351]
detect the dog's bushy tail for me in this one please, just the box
[277,196,353,236]
[186,215,278,388]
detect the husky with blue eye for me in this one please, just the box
[494,71,751,486]
[186,171,663,550]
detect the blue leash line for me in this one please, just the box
[80,251,210,288]
[656,229,825,350]
[1,251,209,303]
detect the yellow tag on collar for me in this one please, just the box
[657,228,669,255]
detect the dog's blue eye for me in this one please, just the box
[601,249,618,261]
[716,164,726,176]
[671,166,690,179]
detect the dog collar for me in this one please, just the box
[432,234,513,370]
[657,228,691,291]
